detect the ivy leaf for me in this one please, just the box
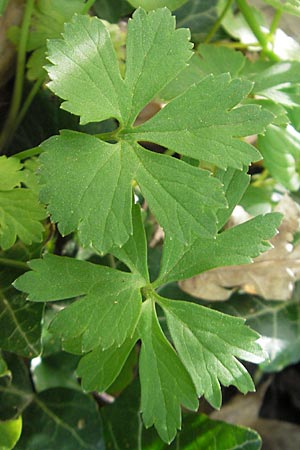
[158,297,265,409]
[0,156,45,251]
[157,212,282,284]
[257,124,300,191]
[42,9,271,252]
[214,287,300,373]
[134,74,271,169]
[138,299,198,444]
[14,254,143,352]
[0,289,43,358]
[0,354,105,450]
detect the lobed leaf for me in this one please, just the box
[138,299,198,443]
[157,212,283,284]
[158,297,265,409]
[14,254,143,352]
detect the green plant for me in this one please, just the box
[1,0,300,448]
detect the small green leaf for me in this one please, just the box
[158,297,265,409]
[0,156,45,251]
[0,288,43,358]
[0,417,22,450]
[138,299,198,443]
[196,44,246,78]
[157,212,282,284]
[77,337,137,392]
[0,156,23,190]
[258,124,300,191]
[242,60,300,107]
[134,74,271,169]
[14,254,143,351]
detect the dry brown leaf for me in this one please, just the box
[179,195,300,301]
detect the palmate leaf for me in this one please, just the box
[14,204,279,443]
[14,254,144,352]
[158,297,265,409]
[41,9,272,253]
[156,212,283,284]
[138,300,198,443]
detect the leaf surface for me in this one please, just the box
[40,132,225,253]
[158,297,265,409]
[134,74,271,169]
[157,212,282,284]
[138,300,198,443]
[14,254,143,351]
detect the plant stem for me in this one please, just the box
[81,0,96,14]
[269,8,282,35]
[0,257,29,271]
[14,74,45,134]
[236,0,280,61]
[15,146,42,160]
[204,0,234,44]
[0,0,35,154]
[94,130,119,141]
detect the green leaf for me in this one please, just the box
[134,74,271,169]
[77,337,137,392]
[102,379,261,449]
[42,10,271,252]
[138,300,198,443]
[158,297,265,409]
[0,156,23,191]
[157,212,282,284]
[242,60,300,107]
[262,0,300,15]
[0,417,22,450]
[257,124,300,191]
[196,44,246,78]
[214,166,250,229]
[0,354,33,421]
[15,388,105,450]
[40,132,225,253]
[0,354,105,449]
[0,289,43,358]
[128,0,189,11]
[26,0,85,80]
[214,288,300,373]
[93,0,133,22]
[0,190,46,250]
[0,156,45,251]
[14,254,143,352]
[111,204,149,280]
[175,0,220,43]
